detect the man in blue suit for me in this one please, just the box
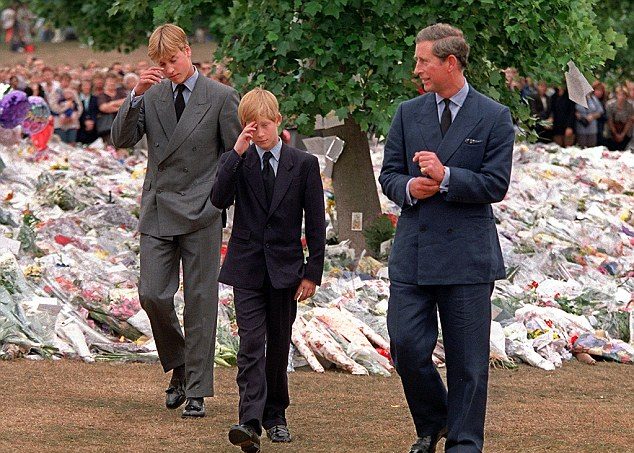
[379,24,514,453]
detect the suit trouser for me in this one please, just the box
[388,281,493,453]
[139,224,221,398]
[233,273,297,434]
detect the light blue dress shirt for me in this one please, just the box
[255,138,282,176]
[405,80,470,205]
[130,67,199,108]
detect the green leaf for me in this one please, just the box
[304,1,323,16]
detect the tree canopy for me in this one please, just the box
[27,0,230,52]
[217,0,626,136]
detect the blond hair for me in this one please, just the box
[238,88,281,125]
[148,24,189,62]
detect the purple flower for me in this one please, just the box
[0,90,30,129]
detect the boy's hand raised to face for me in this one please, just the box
[295,279,316,302]
[134,67,165,96]
[234,121,257,156]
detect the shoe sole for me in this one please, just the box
[181,411,205,418]
[228,428,259,449]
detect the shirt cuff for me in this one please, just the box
[405,178,418,205]
[439,167,450,193]
[130,89,143,108]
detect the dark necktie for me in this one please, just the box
[440,98,452,137]
[174,84,186,122]
[262,151,275,208]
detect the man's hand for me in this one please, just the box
[234,121,257,155]
[409,176,440,200]
[413,151,445,183]
[134,67,165,96]
[294,279,316,302]
[84,119,94,131]
[564,127,574,137]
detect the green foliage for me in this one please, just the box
[28,0,231,52]
[217,0,623,137]
[594,0,633,80]
[362,214,395,257]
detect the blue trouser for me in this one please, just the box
[388,281,493,453]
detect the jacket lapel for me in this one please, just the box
[159,76,214,164]
[415,94,442,153]
[155,81,177,140]
[243,146,268,212]
[267,143,295,218]
[435,88,482,164]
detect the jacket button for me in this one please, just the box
[183,168,189,173]
[155,143,159,147]
[158,166,164,172]
[265,243,270,249]
[192,146,197,152]
[266,224,271,229]
[419,226,427,232]
[156,189,163,194]
[180,192,185,196]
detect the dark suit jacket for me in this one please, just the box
[379,87,514,285]
[78,95,100,144]
[529,94,552,120]
[111,76,241,237]
[550,90,575,135]
[212,144,326,290]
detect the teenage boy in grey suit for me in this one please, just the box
[111,23,241,418]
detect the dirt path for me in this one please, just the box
[0,360,632,452]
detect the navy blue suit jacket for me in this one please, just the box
[212,143,326,290]
[379,87,514,285]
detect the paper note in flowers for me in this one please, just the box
[302,136,345,178]
[0,235,21,255]
[565,61,593,108]
[314,112,345,130]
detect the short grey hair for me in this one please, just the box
[416,23,469,70]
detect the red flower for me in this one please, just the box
[54,235,73,246]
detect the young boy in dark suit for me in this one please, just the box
[211,88,326,453]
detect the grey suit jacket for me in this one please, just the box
[111,76,241,237]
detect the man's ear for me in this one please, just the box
[184,45,192,58]
[446,54,459,72]
[276,114,283,126]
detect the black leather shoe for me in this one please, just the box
[164,381,186,409]
[266,424,292,443]
[409,427,448,453]
[229,424,261,452]
[181,397,205,418]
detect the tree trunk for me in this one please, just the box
[320,116,381,255]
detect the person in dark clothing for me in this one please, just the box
[77,79,100,144]
[529,81,553,143]
[550,86,575,147]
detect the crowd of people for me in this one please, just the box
[505,68,634,151]
[0,55,232,146]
